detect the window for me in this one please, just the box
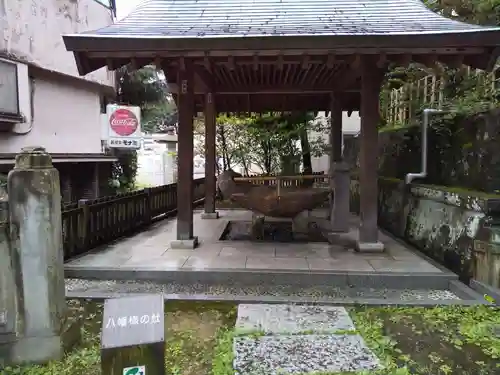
[0,59,19,116]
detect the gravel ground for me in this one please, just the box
[65,278,461,301]
[233,304,379,374]
[236,304,356,334]
[234,334,379,374]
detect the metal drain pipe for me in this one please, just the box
[405,108,444,185]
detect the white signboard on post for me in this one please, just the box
[106,104,141,149]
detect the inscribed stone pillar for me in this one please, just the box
[201,92,219,219]
[330,96,350,233]
[6,146,66,363]
[0,190,19,366]
[171,61,198,249]
[358,60,384,252]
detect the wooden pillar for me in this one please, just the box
[357,58,384,252]
[171,60,198,249]
[201,92,219,219]
[330,95,350,233]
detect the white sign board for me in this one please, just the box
[106,104,141,149]
[123,365,145,375]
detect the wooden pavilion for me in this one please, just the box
[64,0,500,251]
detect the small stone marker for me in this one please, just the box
[101,294,165,375]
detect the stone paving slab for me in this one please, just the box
[234,334,379,374]
[233,304,380,374]
[235,304,356,334]
[65,210,448,277]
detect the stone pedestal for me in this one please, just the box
[331,162,350,233]
[292,210,310,234]
[251,213,265,239]
[171,237,199,249]
[201,212,220,219]
[5,146,66,364]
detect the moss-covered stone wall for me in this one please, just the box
[350,177,500,288]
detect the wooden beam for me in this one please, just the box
[87,47,487,59]
[252,54,259,71]
[228,56,236,71]
[358,57,385,246]
[277,55,284,70]
[129,58,138,70]
[203,92,217,216]
[414,54,438,70]
[154,56,162,69]
[391,54,412,68]
[301,54,310,69]
[439,55,464,69]
[167,83,359,94]
[176,59,196,242]
[376,53,388,69]
[327,54,336,69]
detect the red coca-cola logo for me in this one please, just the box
[109,108,139,136]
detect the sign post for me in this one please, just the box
[106,104,142,149]
[100,295,165,375]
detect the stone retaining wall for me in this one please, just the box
[350,177,500,288]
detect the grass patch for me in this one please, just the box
[349,305,500,375]
[1,300,237,375]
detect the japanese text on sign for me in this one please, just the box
[108,139,139,147]
[106,313,161,329]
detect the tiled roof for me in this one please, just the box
[80,0,497,38]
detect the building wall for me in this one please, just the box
[0,76,104,154]
[0,0,114,86]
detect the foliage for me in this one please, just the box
[116,65,174,134]
[425,0,500,26]
[198,111,326,175]
[376,1,500,189]
[110,150,138,193]
[350,305,500,375]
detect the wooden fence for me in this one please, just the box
[62,178,205,261]
[384,67,500,126]
[243,171,327,187]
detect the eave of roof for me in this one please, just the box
[64,0,500,76]
[73,0,498,39]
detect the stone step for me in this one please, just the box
[233,304,380,374]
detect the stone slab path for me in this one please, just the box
[233,304,380,374]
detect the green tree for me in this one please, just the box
[111,65,173,191]
[116,65,172,133]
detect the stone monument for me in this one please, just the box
[1,146,66,365]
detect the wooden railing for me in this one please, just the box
[62,178,205,261]
[385,67,500,126]
[242,172,327,187]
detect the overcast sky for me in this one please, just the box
[116,0,142,20]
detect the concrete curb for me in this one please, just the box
[65,291,487,306]
[470,279,500,305]
[64,267,458,290]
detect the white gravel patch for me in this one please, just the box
[236,304,355,334]
[233,334,379,374]
[65,279,462,301]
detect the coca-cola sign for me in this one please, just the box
[109,108,139,136]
